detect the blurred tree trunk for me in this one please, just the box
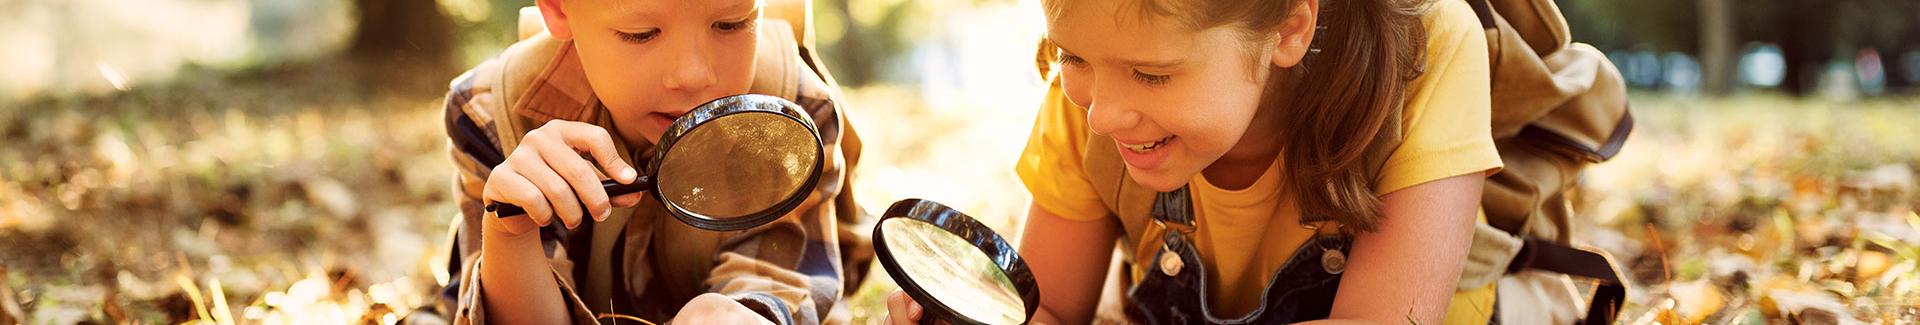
[348,0,458,90]
[824,0,876,86]
[1698,0,1734,95]
[1776,0,1832,96]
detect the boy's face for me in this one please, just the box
[541,0,763,144]
[1047,1,1274,191]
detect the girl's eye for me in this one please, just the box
[714,18,755,32]
[1133,70,1170,86]
[615,30,659,43]
[1059,54,1088,67]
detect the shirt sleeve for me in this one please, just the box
[1013,79,1112,221]
[1374,0,1505,196]
[439,63,601,325]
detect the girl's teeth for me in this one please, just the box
[1125,136,1172,153]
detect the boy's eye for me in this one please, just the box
[714,18,755,32]
[615,30,659,43]
[1133,70,1170,85]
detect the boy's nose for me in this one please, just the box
[663,61,717,92]
[663,46,717,92]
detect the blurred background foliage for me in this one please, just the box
[1559,0,1920,96]
[0,0,1916,323]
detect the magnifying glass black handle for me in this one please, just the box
[486,177,652,218]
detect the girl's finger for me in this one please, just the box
[887,291,920,324]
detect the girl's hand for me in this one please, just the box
[481,120,644,236]
[884,290,930,325]
[675,293,776,325]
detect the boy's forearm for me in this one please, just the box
[478,220,572,324]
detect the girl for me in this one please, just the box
[888,0,1499,323]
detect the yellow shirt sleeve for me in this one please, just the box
[1374,0,1504,196]
[1014,80,1112,221]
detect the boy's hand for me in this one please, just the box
[675,293,776,325]
[482,120,645,235]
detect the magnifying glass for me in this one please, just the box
[874,199,1040,325]
[485,94,826,231]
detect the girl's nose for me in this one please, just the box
[1085,80,1140,137]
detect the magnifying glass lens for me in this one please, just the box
[881,218,1027,324]
[656,112,820,220]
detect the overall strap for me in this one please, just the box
[1150,187,1196,228]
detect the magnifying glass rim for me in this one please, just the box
[646,94,826,231]
[873,199,1041,325]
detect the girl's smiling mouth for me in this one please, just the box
[1119,135,1175,153]
[1115,135,1176,170]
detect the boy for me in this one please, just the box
[431,0,865,324]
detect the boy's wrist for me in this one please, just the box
[480,215,544,251]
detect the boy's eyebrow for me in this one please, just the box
[1119,57,1183,68]
[722,0,760,18]
[1050,39,1185,68]
[608,0,758,20]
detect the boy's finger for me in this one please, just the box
[537,140,612,221]
[552,121,638,184]
[489,172,552,233]
[610,192,645,209]
[512,153,584,229]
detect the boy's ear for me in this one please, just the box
[1268,0,1319,68]
[535,0,574,39]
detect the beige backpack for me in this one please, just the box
[1463,0,1630,323]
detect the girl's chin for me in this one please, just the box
[1122,166,1193,192]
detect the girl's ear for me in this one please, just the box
[1268,0,1319,68]
[536,0,574,40]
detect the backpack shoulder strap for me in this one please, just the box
[1081,132,1158,267]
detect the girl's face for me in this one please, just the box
[546,0,762,144]
[1048,1,1275,191]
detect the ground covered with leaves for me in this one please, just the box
[1578,95,1920,324]
[0,66,1916,324]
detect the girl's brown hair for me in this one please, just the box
[1044,0,1431,232]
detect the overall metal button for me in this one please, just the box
[1159,249,1185,276]
[1321,249,1347,275]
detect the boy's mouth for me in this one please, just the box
[1120,135,1175,153]
[648,112,685,131]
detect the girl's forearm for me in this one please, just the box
[1031,308,1067,324]
[479,219,573,324]
[1293,319,1392,325]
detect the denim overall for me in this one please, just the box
[1123,187,1354,324]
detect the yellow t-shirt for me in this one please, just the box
[1013,0,1503,323]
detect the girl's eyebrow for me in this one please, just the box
[1051,38,1184,69]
